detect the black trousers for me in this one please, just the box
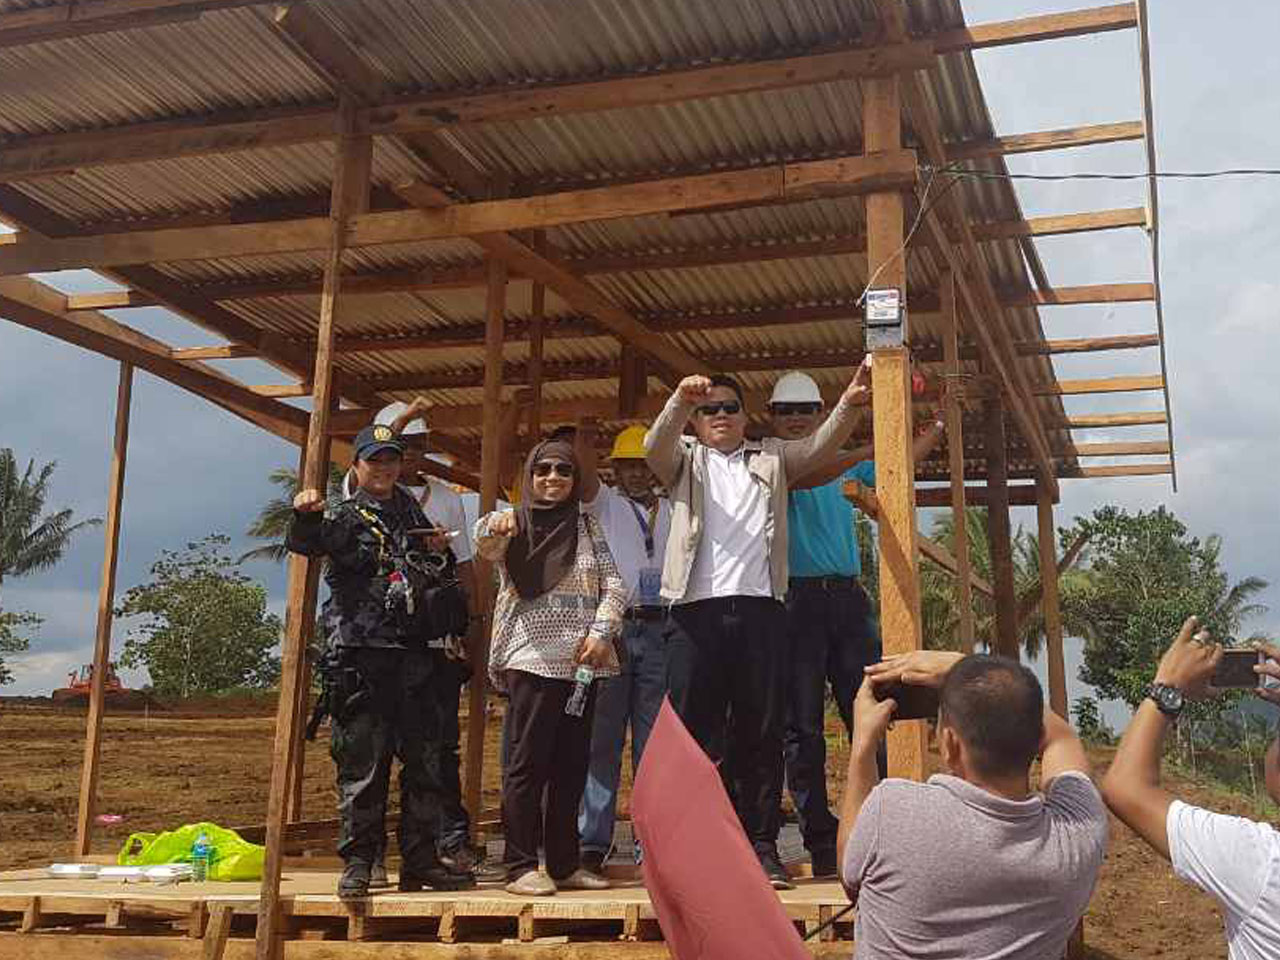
[664,596,787,856]
[783,578,883,855]
[330,647,445,874]
[430,652,472,853]
[501,669,597,880]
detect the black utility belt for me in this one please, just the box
[625,606,666,622]
[788,575,860,593]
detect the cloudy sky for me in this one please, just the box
[2,1,1277,726]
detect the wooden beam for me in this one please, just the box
[918,537,995,600]
[247,382,311,398]
[1059,410,1166,428]
[916,484,1044,508]
[971,207,1146,241]
[0,151,917,275]
[939,270,976,652]
[1038,483,1068,719]
[1070,440,1170,457]
[172,344,259,360]
[1039,375,1164,396]
[933,4,1138,53]
[65,290,157,311]
[466,257,507,826]
[1018,334,1160,355]
[984,398,1019,659]
[73,362,131,859]
[864,70,926,782]
[1075,462,1172,478]
[255,102,364,960]
[527,234,547,440]
[0,0,276,49]
[1014,282,1154,306]
[947,121,1144,162]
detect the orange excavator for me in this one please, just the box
[52,663,125,702]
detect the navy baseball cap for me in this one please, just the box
[353,424,405,460]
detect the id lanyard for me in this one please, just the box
[627,498,658,560]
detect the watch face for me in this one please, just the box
[1158,686,1184,712]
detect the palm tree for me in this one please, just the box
[240,463,345,564]
[1201,534,1269,639]
[0,448,100,603]
[920,507,1094,658]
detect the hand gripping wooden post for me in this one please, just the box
[254,102,367,960]
[863,71,926,781]
[73,361,132,858]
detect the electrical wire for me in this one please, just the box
[925,163,1280,182]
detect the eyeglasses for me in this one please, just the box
[533,461,575,478]
[770,402,822,416]
[695,401,742,417]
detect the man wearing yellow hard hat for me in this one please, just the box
[572,422,671,877]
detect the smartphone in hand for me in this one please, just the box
[1212,649,1265,689]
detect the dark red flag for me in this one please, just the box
[632,698,812,960]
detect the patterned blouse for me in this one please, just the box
[475,510,626,691]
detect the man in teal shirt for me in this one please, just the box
[770,367,944,877]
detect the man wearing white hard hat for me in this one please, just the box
[344,399,501,880]
[768,366,944,878]
[570,422,672,877]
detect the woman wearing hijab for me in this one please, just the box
[475,438,627,896]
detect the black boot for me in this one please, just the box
[338,861,371,900]
[398,862,477,892]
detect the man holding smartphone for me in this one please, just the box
[1102,619,1280,960]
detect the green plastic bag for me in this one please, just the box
[117,821,264,881]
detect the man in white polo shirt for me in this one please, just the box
[572,422,671,877]
[1102,618,1280,960]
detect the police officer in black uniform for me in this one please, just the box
[288,424,474,898]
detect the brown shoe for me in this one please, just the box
[505,869,556,897]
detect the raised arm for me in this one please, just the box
[836,674,896,873]
[286,488,355,558]
[390,396,432,436]
[474,509,518,562]
[1040,706,1090,787]
[790,443,874,491]
[645,376,708,487]
[780,357,871,478]
[1100,617,1222,860]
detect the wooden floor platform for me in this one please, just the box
[0,867,855,958]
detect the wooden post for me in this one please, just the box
[1038,478,1068,718]
[864,72,926,781]
[527,231,546,441]
[940,270,976,653]
[984,397,1019,659]
[255,102,366,960]
[463,256,508,825]
[73,361,132,858]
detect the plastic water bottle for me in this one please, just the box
[564,665,594,717]
[191,832,211,883]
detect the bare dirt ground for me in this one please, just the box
[0,698,1265,959]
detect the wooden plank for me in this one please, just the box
[66,290,158,311]
[254,103,365,960]
[984,400,1019,660]
[73,362,132,858]
[202,905,234,960]
[972,207,1146,241]
[1075,462,1172,478]
[1070,440,1170,457]
[465,256,507,825]
[0,0,276,49]
[1038,484,1068,718]
[933,4,1137,53]
[1039,375,1164,396]
[939,270,976,652]
[1060,410,1166,428]
[864,71,926,783]
[19,897,40,934]
[0,151,915,276]
[173,344,260,360]
[1018,334,1160,355]
[1010,282,1155,306]
[947,121,1144,162]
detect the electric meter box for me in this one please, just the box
[864,287,905,349]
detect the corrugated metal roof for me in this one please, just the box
[0,0,1172,479]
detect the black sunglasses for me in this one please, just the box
[533,461,575,478]
[770,402,822,416]
[695,401,742,417]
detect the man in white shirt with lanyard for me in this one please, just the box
[1102,618,1280,960]
[572,422,671,877]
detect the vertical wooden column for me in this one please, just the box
[939,270,975,653]
[256,104,367,960]
[984,397,1019,659]
[464,257,508,826]
[864,73,925,781]
[74,362,133,858]
[1038,479,1068,718]
[526,231,547,441]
